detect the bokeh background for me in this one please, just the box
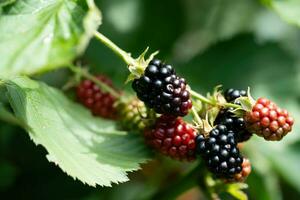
[1,0,300,199]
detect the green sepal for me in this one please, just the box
[225,183,248,200]
[126,47,159,83]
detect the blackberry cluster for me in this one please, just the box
[224,88,247,102]
[76,75,118,119]
[196,125,243,179]
[144,115,197,161]
[132,59,192,117]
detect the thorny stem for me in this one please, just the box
[68,65,120,98]
[190,90,242,110]
[190,89,214,105]
[94,31,135,65]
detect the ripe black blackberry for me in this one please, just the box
[216,88,252,142]
[215,108,253,143]
[132,59,192,117]
[224,88,247,102]
[196,125,243,179]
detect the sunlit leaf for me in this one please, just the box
[3,77,150,187]
[0,0,101,78]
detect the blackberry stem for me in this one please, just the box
[191,106,203,128]
[190,89,215,105]
[94,31,135,66]
[223,103,241,109]
[68,65,120,98]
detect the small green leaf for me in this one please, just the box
[3,77,151,187]
[0,0,101,78]
[261,0,300,27]
[226,183,248,200]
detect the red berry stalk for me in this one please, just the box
[244,97,294,141]
[76,75,119,119]
[144,115,197,161]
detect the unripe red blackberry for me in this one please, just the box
[132,59,192,117]
[245,97,294,141]
[76,75,118,119]
[116,97,150,132]
[144,115,197,161]
[224,88,247,102]
[215,108,252,143]
[196,125,244,179]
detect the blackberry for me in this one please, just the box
[215,88,252,142]
[144,115,197,161]
[196,125,244,179]
[132,59,192,117]
[76,75,118,119]
[224,88,247,102]
[245,97,294,141]
[215,108,253,143]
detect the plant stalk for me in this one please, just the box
[68,65,120,98]
[94,31,135,65]
[190,90,214,105]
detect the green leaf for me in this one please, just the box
[0,0,101,78]
[3,77,150,187]
[226,183,248,200]
[0,0,15,7]
[262,0,300,27]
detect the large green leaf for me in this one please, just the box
[0,0,101,78]
[262,0,300,27]
[2,77,150,187]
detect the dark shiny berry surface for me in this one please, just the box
[132,59,192,116]
[224,88,247,102]
[215,108,253,143]
[196,125,244,179]
[217,89,252,142]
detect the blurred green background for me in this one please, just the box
[1,0,300,199]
